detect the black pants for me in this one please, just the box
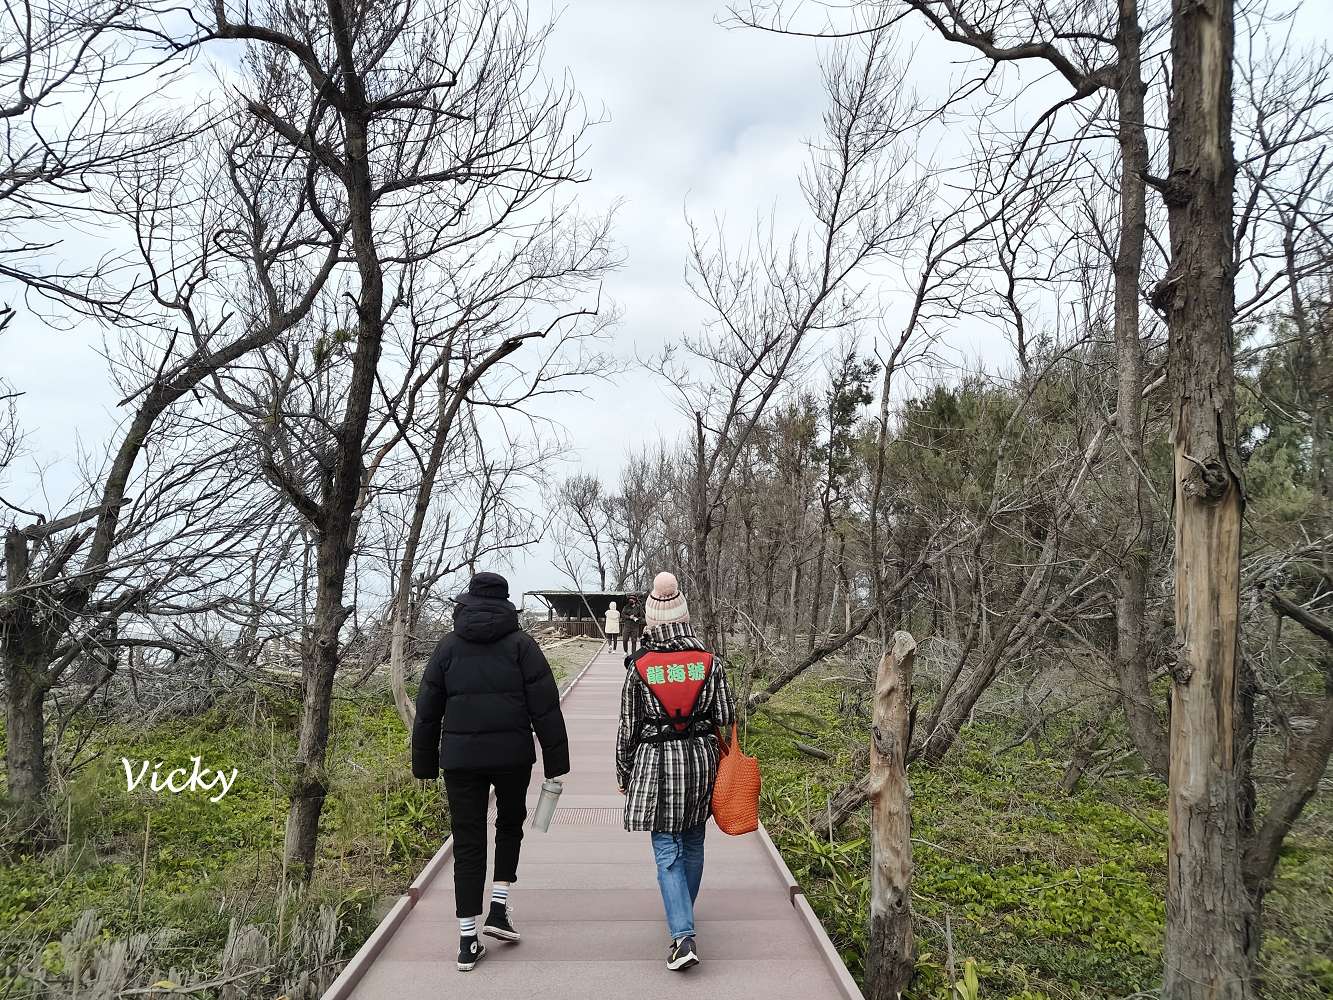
[608,632,619,650]
[443,767,531,918]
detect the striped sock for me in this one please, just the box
[459,915,478,937]
[491,883,510,908]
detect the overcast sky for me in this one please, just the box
[1,0,855,606]
[2,0,1329,609]
[517,1,840,600]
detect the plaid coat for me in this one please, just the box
[615,624,736,833]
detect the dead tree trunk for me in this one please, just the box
[1111,0,1169,781]
[3,646,48,805]
[1159,0,1253,991]
[867,630,917,1000]
[388,366,458,730]
[2,528,46,805]
[807,509,831,653]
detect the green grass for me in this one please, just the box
[746,669,1333,1000]
[0,683,446,993]
[0,638,583,995]
[4,647,1327,998]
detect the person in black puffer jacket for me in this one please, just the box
[411,571,569,972]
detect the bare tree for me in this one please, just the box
[604,448,669,591]
[1,88,338,804]
[1156,0,1251,992]
[184,0,598,875]
[0,379,19,470]
[379,416,567,724]
[556,472,612,591]
[732,0,1173,778]
[655,31,925,651]
[0,0,171,328]
[380,239,615,726]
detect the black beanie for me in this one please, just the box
[465,571,509,600]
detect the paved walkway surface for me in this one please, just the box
[340,647,861,999]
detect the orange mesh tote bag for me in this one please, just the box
[711,724,761,835]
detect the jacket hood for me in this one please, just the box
[452,594,520,642]
[456,571,509,601]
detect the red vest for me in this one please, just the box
[635,651,713,731]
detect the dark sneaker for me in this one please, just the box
[667,936,699,971]
[457,935,487,971]
[482,903,520,942]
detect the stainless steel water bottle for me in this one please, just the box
[530,778,563,832]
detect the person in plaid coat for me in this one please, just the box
[616,572,735,971]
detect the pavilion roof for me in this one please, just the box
[524,589,643,617]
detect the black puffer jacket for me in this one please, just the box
[411,596,569,779]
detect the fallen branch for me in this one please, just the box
[794,741,833,761]
[814,751,871,831]
[1263,585,1333,645]
[747,605,880,711]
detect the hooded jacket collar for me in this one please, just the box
[452,594,520,642]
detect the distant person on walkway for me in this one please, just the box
[622,594,644,651]
[616,572,736,972]
[412,571,570,973]
[605,600,621,650]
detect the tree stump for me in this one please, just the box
[867,630,917,1000]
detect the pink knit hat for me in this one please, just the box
[645,571,689,626]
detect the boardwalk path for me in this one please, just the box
[327,647,863,999]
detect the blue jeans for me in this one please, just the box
[650,823,706,940]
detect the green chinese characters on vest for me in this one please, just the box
[646,660,708,685]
